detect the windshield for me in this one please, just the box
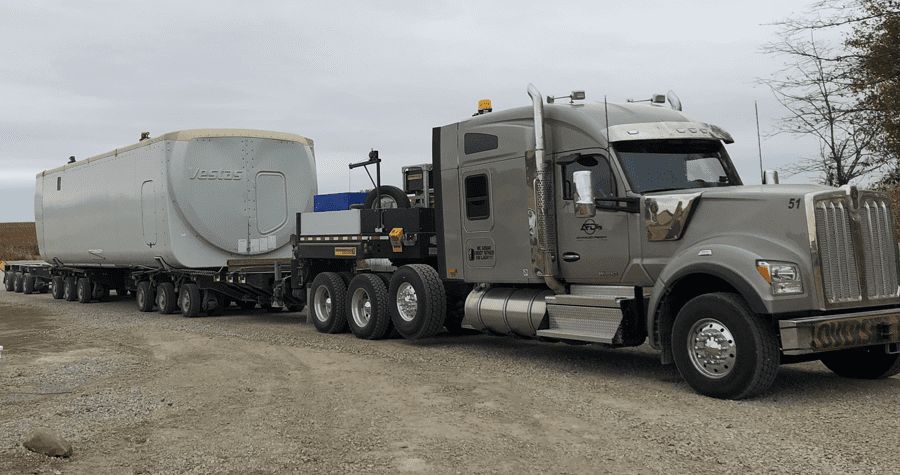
[613,139,740,193]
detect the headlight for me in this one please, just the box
[756,260,803,295]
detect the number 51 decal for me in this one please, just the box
[788,198,802,209]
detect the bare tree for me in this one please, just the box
[760,28,881,186]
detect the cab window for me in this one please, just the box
[561,154,616,200]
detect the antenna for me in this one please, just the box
[604,95,610,153]
[756,101,763,184]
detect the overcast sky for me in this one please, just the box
[1,0,836,222]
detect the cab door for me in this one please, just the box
[554,151,630,283]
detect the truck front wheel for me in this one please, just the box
[389,264,446,339]
[820,347,900,379]
[672,292,779,400]
[310,272,348,334]
[347,273,391,340]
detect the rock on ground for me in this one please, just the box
[22,428,72,458]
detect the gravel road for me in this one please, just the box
[1,274,899,474]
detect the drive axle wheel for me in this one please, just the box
[310,272,348,334]
[136,281,155,312]
[13,272,24,292]
[820,347,900,379]
[672,292,779,400]
[389,264,446,339]
[4,272,14,292]
[347,273,391,340]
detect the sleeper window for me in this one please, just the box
[465,174,490,220]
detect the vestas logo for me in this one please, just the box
[189,168,244,180]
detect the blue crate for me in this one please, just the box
[314,192,369,212]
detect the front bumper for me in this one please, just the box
[779,309,900,355]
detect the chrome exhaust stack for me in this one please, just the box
[527,84,565,294]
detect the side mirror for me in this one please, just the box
[573,170,596,218]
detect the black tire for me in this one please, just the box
[14,272,24,292]
[309,272,348,334]
[347,273,391,340]
[76,278,91,304]
[672,293,779,400]
[389,264,446,339]
[820,347,900,379]
[157,282,177,314]
[63,276,77,302]
[3,272,14,292]
[22,274,35,295]
[204,290,226,316]
[94,284,110,302]
[363,185,410,210]
[51,276,64,299]
[179,283,201,318]
[136,281,155,312]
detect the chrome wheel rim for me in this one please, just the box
[378,196,398,208]
[314,286,332,323]
[351,288,372,328]
[687,318,737,379]
[396,282,418,322]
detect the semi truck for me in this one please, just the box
[291,84,900,399]
[5,84,900,399]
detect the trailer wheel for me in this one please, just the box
[820,347,900,379]
[157,282,177,314]
[363,185,411,209]
[23,274,35,295]
[51,276,64,299]
[136,281,155,312]
[203,290,225,316]
[347,273,391,340]
[180,283,201,318]
[310,272,348,334]
[63,276,77,301]
[94,283,110,302]
[14,272,24,292]
[389,264,446,339]
[672,293,779,400]
[76,278,91,304]
[3,272,14,292]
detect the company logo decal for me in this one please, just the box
[580,219,602,235]
[189,168,244,180]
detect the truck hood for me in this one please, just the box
[643,184,832,243]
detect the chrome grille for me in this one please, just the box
[813,190,900,306]
[815,201,861,302]
[859,198,900,299]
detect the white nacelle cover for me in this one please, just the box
[34,129,317,268]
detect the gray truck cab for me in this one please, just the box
[435,85,900,399]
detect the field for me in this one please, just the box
[0,222,39,262]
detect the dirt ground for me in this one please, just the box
[2,286,900,475]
